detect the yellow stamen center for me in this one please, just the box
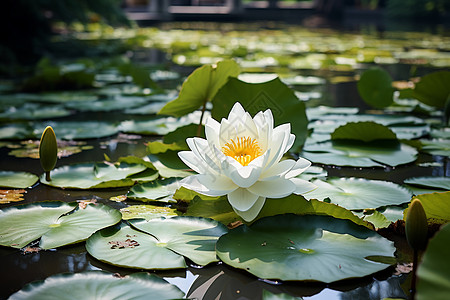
[222,137,262,166]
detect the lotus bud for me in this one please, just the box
[405,198,428,251]
[39,126,58,181]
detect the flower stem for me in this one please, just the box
[197,98,208,137]
[411,249,418,299]
[45,171,51,182]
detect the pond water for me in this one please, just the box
[0,21,449,299]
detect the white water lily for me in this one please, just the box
[178,102,316,221]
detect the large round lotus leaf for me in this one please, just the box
[127,178,182,203]
[0,171,39,188]
[40,162,147,189]
[8,271,184,300]
[303,178,412,210]
[216,214,395,283]
[420,140,450,157]
[404,176,450,191]
[416,223,450,300]
[34,121,119,140]
[129,216,228,266]
[302,141,417,167]
[0,201,121,249]
[86,222,186,270]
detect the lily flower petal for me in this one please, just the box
[290,178,318,195]
[233,196,266,222]
[248,177,296,198]
[228,187,260,211]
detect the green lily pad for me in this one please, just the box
[120,205,179,220]
[0,103,71,120]
[216,214,395,282]
[404,177,450,191]
[0,201,121,249]
[0,123,34,140]
[212,76,308,150]
[34,121,119,140]
[119,111,203,136]
[303,178,412,210]
[127,178,182,203]
[419,139,450,157]
[87,216,228,269]
[0,171,39,188]
[147,152,194,178]
[302,141,417,167]
[411,71,450,108]
[306,106,359,121]
[65,95,149,112]
[159,59,240,117]
[357,67,394,108]
[8,271,184,300]
[416,223,450,300]
[331,121,397,142]
[40,162,148,189]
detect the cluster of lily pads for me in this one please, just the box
[1,23,450,299]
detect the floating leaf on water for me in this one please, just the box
[86,216,228,269]
[8,271,185,300]
[0,201,121,249]
[216,214,395,282]
[0,171,38,188]
[127,178,183,203]
[34,121,119,140]
[404,176,450,191]
[331,121,397,142]
[40,162,148,189]
[303,177,412,210]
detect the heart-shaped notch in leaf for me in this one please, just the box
[158,59,240,117]
[357,67,395,108]
[212,77,308,151]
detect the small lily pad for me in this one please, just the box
[216,214,395,282]
[34,121,119,140]
[40,162,148,189]
[0,171,39,188]
[303,178,412,210]
[8,271,184,300]
[404,177,450,191]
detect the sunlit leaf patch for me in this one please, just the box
[0,189,26,204]
[120,205,179,220]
